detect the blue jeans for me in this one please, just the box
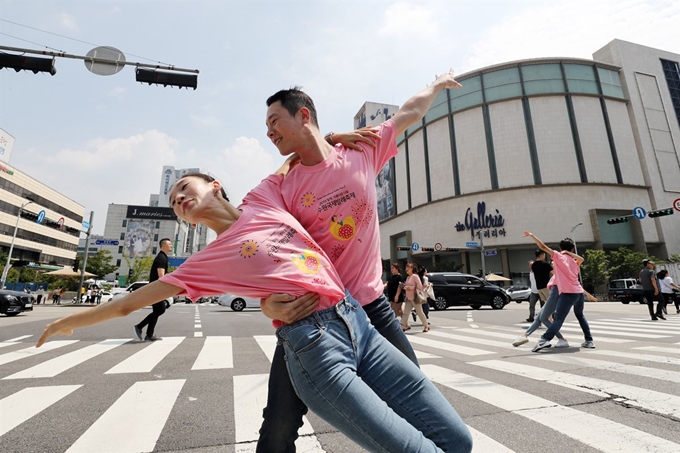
[525,286,564,340]
[278,293,472,453]
[541,292,591,342]
[257,295,419,452]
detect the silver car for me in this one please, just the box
[505,285,532,303]
[217,294,261,312]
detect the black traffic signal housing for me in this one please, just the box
[73,258,80,272]
[607,216,629,225]
[421,247,434,252]
[136,68,197,90]
[445,248,459,252]
[396,246,410,251]
[0,53,56,75]
[648,208,674,218]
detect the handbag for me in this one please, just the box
[425,283,435,300]
[414,287,428,305]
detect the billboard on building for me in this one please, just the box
[126,205,176,220]
[0,128,16,164]
[125,219,156,258]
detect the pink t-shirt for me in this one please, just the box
[279,120,399,305]
[546,275,556,289]
[551,251,583,294]
[161,176,345,328]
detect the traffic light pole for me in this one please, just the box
[480,234,487,280]
[76,211,94,301]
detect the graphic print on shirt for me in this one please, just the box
[330,215,356,241]
[239,240,258,258]
[291,249,322,274]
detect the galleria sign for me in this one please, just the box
[455,202,506,240]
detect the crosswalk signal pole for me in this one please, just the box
[76,211,94,301]
[480,234,486,280]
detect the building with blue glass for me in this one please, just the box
[371,40,680,281]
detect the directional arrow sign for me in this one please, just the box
[465,241,479,248]
[36,210,46,224]
[411,242,420,251]
[632,206,646,219]
[484,249,497,257]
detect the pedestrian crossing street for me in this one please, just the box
[1,315,679,453]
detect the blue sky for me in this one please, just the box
[1,0,678,235]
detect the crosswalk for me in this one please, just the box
[0,315,678,453]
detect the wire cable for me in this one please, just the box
[0,18,172,65]
[0,31,65,53]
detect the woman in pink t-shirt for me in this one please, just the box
[400,262,430,332]
[37,173,471,453]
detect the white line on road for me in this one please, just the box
[191,336,232,370]
[3,339,130,379]
[4,335,33,342]
[105,337,184,374]
[65,380,185,453]
[468,426,516,453]
[0,385,81,436]
[0,340,78,366]
[407,335,494,356]
[424,364,680,453]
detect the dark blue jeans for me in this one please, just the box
[540,292,591,342]
[256,294,419,453]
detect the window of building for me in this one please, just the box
[152,247,157,255]
[661,59,680,127]
[483,67,522,102]
[122,219,127,227]
[450,75,483,112]
[118,245,123,254]
[116,259,121,267]
[597,67,624,99]
[155,221,161,229]
[521,63,565,95]
[154,233,159,242]
[120,232,125,240]
[564,64,599,95]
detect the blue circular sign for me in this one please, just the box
[632,206,647,219]
[36,210,46,224]
[411,242,420,251]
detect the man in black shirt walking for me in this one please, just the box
[385,262,405,318]
[133,238,173,341]
[530,249,553,322]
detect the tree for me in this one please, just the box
[129,256,155,283]
[607,247,657,280]
[667,254,680,263]
[86,250,118,279]
[580,249,609,292]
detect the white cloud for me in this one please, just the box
[460,0,680,73]
[58,12,79,32]
[21,131,179,234]
[108,86,127,99]
[379,2,439,39]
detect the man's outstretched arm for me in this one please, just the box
[391,69,462,136]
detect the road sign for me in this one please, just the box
[36,210,45,224]
[484,249,497,257]
[95,239,119,246]
[632,206,646,219]
[82,220,90,230]
[57,217,64,230]
[674,198,680,212]
[465,241,479,248]
[434,242,442,251]
[411,242,420,251]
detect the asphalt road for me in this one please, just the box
[0,300,678,453]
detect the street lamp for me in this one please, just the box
[1,199,34,289]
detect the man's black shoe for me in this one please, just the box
[658,315,666,320]
[526,318,534,323]
[133,325,143,341]
[145,336,162,341]
[651,316,658,321]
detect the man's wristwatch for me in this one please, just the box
[324,132,335,145]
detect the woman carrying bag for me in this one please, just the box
[400,262,430,332]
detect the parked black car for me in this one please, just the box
[426,272,509,310]
[0,290,35,317]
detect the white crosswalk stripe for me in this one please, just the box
[1,319,679,452]
[65,380,185,453]
[424,364,680,453]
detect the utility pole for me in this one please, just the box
[1,199,34,289]
[76,211,94,300]
[480,233,486,280]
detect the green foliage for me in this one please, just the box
[580,249,609,292]
[668,254,680,263]
[607,247,657,280]
[129,256,155,283]
[85,250,118,279]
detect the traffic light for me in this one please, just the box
[396,246,410,251]
[73,258,80,272]
[421,247,434,252]
[648,208,674,218]
[135,68,198,90]
[607,216,629,225]
[445,248,459,252]
[0,53,56,75]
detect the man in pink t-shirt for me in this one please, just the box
[256,71,464,452]
[522,231,595,352]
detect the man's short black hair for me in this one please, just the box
[160,238,172,247]
[266,87,319,128]
[559,238,575,252]
[535,249,545,258]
